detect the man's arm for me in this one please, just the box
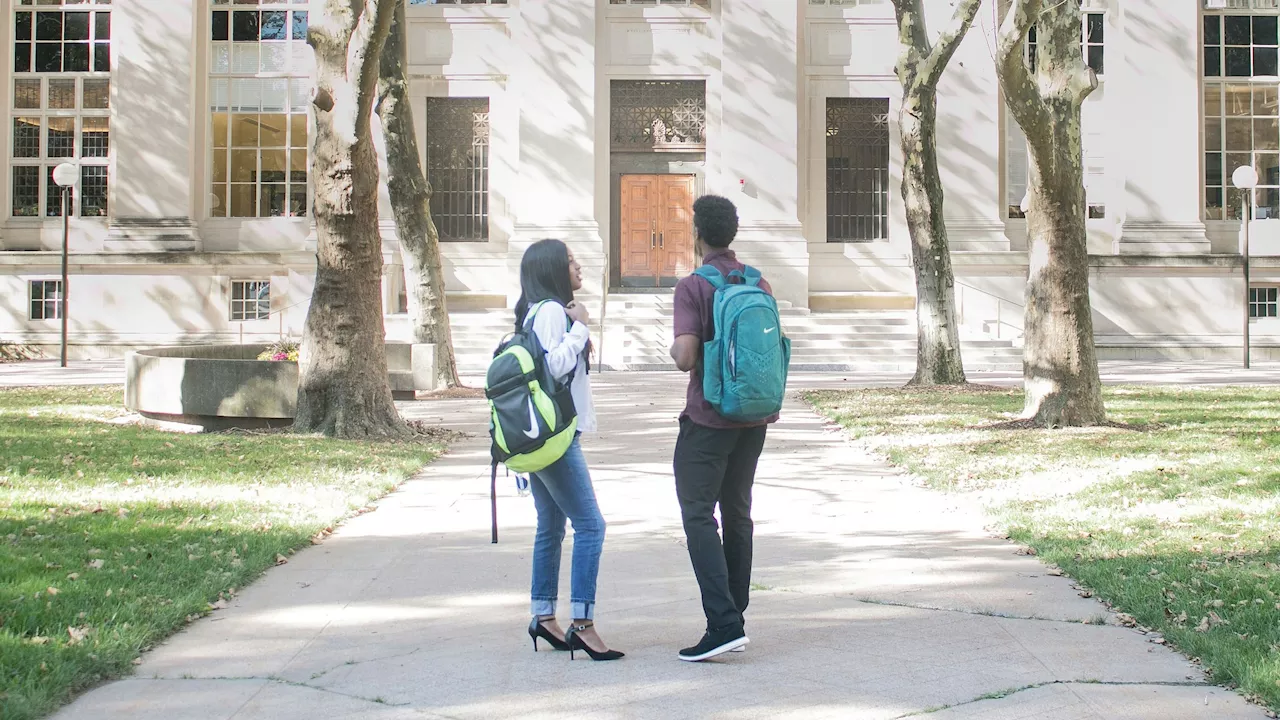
[670,334,700,373]
[670,277,704,374]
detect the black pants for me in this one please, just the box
[673,417,768,632]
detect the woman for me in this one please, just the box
[517,238,623,662]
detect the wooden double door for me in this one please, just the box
[619,174,696,287]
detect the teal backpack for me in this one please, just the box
[693,264,791,422]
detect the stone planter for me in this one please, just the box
[125,343,436,429]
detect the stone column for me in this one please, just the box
[719,0,808,307]
[510,0,602,303]
[105,0,198,251]
[1115,0,1208,254]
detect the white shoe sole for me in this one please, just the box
[730,645,746,652]
[678,635,749,662]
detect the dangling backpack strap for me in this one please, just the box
[490,460,499,544]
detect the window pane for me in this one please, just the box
[14,118,41,158]
[290,114,307,147]
[1226,47,1252,76]
[14,43,32,73]
[1226,15,1252,45]
[261,149,286,181]
[1206,152,1224,187]
[260,113,287,146]
[64,11,90,41]
[1087,46,1104,75]
[1206,118,1223,150]
[1205,16,1221,46]
[93,42,109,72]
[230,149,257,182]
[212,11,229,41]
[48,79,76,109]
[83,79,109,109]
[212,112,229,148]
[1255,15,1278,46]
[1255,47,1278,77]
[233,11,259,41]
[1226,118,1252,150]
[1087,14,1103,44]
[212,183,228,217]
[230,184,255,217]
[231,115,259,147]
[16,12,32,41]
[213,149,228,182]
[825,97,891,242]
[35,43,62,72]
[292,11,308,40]
[1206,47,1222,78]
[14,79,41,109]
[1258,153,1280,187]
[80,165,108,217]
[261,11,287,40]
[260,184,286,216]
[36,12,62,41]
[1227,85,1251,116]
[95,12,110,41]
[83,116,109,157]
[1256,117,1279,151]
[12,166,40,217]
[48,117,75,157]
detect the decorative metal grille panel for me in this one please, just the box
[611,80,706,151]
[826,97,889,242]
[424,97,490,242]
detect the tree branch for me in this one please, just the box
[996,0,1049,133]
[349,0,397,139]
[917,0,985,90]
[891,0,929,87]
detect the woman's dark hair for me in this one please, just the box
[514,238,575,331]
[692,195,739,248]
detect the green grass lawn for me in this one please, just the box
[0,386,446,720]
[806,385,1280,711]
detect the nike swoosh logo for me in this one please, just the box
[523,397,541,440]
[763,327,776,334]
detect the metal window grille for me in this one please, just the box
[230,280,271,321]
[424,98,490,242]
[30,280,63,320]
[826,98,890,242]
[610,80,707,151]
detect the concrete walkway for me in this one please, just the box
[50,373,1269,720]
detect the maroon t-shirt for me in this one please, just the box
[673,248,781,429]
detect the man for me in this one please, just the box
[669,194,778,662]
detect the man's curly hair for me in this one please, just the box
[692,195,739,249]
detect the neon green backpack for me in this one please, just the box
[485,301,578,541]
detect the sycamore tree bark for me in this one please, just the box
[377,1,461,389]
[892,0,984,386]
[294,0,408,438]
[997,0,1106,426]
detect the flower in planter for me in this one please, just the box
[257,340,300,363]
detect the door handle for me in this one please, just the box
[651,231,656,249]
[659,232,664,248]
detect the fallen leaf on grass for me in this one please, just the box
[1047,567,1064,576]
[132,658,142,666]
[46,587,59,596]
[87,559,104,570]
[66,573,79,581]
[1195,616,1211,632]
[209,599,228,610]
[1208,611,1229,627]
[28,636,50,645]
[1114,613,1137,627]
[66,626,90,646]
[274,554,288,566]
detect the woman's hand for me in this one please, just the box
[566,301,590,326]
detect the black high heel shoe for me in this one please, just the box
[565,622,625,661]
[528,617,570,652]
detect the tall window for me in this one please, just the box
[10,0,111,219]
[209,0,311,219]
[424,98,490,242]
[1204,14,1280,221]
[826,98,890,242]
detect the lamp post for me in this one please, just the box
[1232,165,1259,370]
[52,162,78,368]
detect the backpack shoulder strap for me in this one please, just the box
[738,265,763,287]
[693,265,727,290]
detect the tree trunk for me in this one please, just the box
[294,0,408,438]
[900,90,966,386]
[377,1,461,389]
[891,0,983,387]
[997,0,1106,427]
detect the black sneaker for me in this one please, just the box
[678,624,749,662]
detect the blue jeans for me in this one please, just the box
[529,437,605,621]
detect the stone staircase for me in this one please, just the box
[386,292,1024,376]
